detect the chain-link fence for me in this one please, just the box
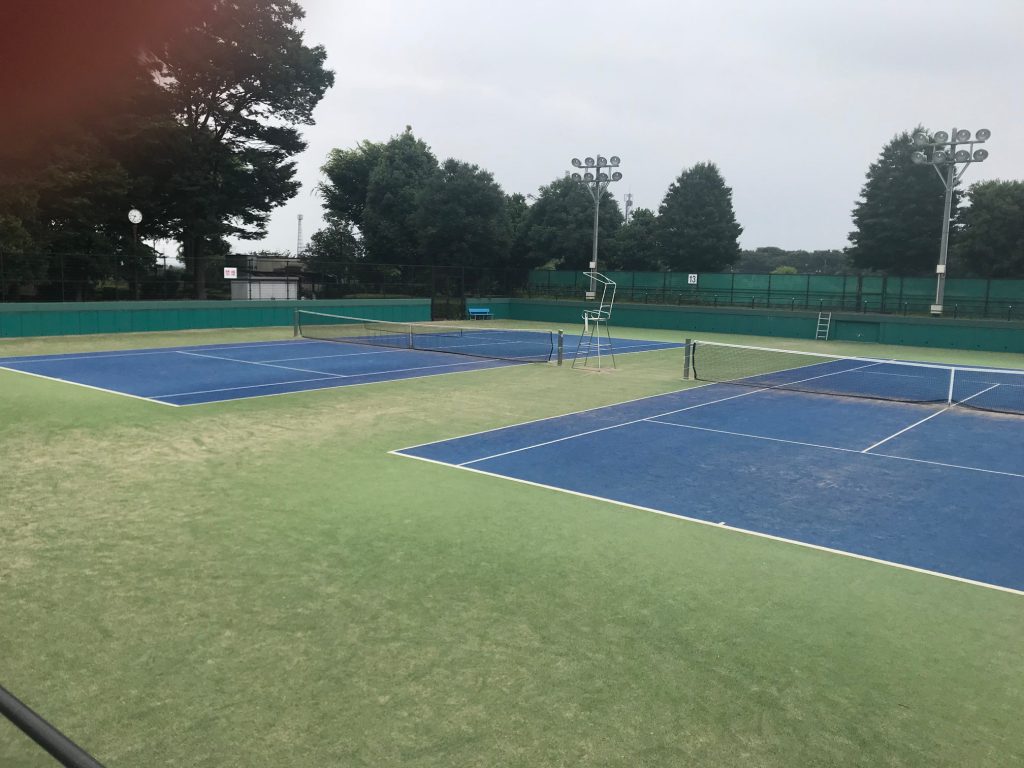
[0,252,524,320]
[526,270,1024,320]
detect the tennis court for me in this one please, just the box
[0,313,682,406]
[396,342,1024,594]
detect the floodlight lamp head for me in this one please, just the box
[933,130,949,144]
[911,150,927,165]
[973,148,989,161]
[596,155,607,166]
[597,172,608,181]
[609,156,621,166]
[913,132,930,146]
[955,129,971,143]
[571,172,582,180]
[932,150,948,163]
[585,157,595,167]
[611,171,623,181]
[975,128,991,141]
[571,158,583,167]
[584,172,595,181]
[954,149,971,162]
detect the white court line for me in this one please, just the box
[861,410,950,453]
[643,419,1024,480]
[0,339,322,364]
[0,365,180,407]
[389,383,719,455]
[458,388,764,467]
[176,349,351,377]
[153,357,507,400]
[161,357,513,405]
[390,451,1024,597]
[456,360,885,467]
[862,383,1003,453]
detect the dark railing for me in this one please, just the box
[0,683,105,768]
[523,271,1024,321]
[0,253,523,314]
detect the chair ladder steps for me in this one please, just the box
[815,312,832,340]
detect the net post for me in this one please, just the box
[557,330,564,365]
[682,338,692,379]
[293,309,299,338]
[947,368,956,406]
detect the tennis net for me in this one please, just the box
[685,340,1024,416]
[295,310,558,363]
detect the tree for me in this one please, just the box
[151,0,334,296]
[608,208,661,270]
[656,162,742,271]
[956,181,1024,278]
[414,159,510,268]
[520,177,623,270]
[360,128,439,264]
[302,222,362,271]
[319,141,386,231]
[848,128,961,275]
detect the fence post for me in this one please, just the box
[805,274,810,309]
[0,250,5,302]
[730,272,735,305]
[983,278,991,318]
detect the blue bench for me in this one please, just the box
[467,307,492,320]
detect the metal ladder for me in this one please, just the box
[572,314,615,369]
[815,312,832,340]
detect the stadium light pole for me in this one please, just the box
[911,128,991,316]
[570,155,622,299]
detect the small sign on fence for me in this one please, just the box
[688,274,698,285]
[224,267,238,279]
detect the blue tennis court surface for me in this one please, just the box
[0,334,681,406]
[394,382,1024,594]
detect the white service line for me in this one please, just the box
[459,387,765,466]
[152,357,506,400]
[0,338,321,364]
[457,360,886,467]
[861,409,951,453]
[176,349,350,377]
[644,418,1024,479]
[862,382,1004,453]
[390,450,1024,597]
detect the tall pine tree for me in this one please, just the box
[656,162,741,272]
[848,128,960,275]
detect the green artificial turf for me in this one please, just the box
[1,325,1022,767]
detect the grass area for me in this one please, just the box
[1,324,1022,767]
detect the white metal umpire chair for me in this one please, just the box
[572,271,617,370]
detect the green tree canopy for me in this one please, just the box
[520,177,623,270]
[151,0,334,296]
[360,129,440,264]
[608,208,661,270]
[319,140,386,230]
[656,162,742,271]
[302,222,363,272]
[956,180,1024,278]
[414,159,511,268]
[847,128,960,276]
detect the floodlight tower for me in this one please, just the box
[570,155,622,299]
[911,128,991,316]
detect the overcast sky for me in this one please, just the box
[250,0,1024,256]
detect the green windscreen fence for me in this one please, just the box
[526,271,1024,319]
